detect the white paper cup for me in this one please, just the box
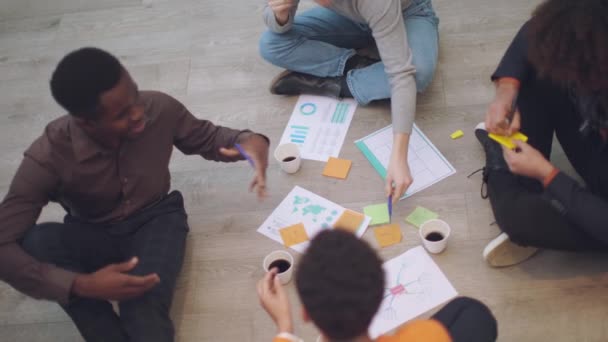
[274,143,301,174]
[263,250,295,285]
[419,219,451,254]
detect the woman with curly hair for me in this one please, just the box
[475,0,608,267]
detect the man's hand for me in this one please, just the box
[72,257,160,301]
[485,82,521,136]
[257,268,293,334]
[219,134,269,199]
[386,133,413,203]
[503,140,555,181]
[268,0,296,26]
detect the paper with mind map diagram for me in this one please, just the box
[355,124,456,200]
[369,246,458,339]
[279,95,357,162]
[257,186,371,253]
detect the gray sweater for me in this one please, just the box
[263,0,416,133]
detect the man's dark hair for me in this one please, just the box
[50,47,123,119]
[528,0,608,93]
[295,229,385,340]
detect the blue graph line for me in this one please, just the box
[331,103,349,123]
[291,125,309,130]
[289,125,309,144]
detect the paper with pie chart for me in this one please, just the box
[279,95,358,161]
[257,186,371,253]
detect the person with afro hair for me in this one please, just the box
[474,0,608,267]
[258,229,497,341]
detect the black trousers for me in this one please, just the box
[487,76,608,251]
[432,297,497,342]
[21,191,189,342]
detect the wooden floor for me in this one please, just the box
[1,0,608,341]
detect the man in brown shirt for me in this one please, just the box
[0,48,270,342]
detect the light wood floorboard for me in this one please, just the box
[0,0,607,341]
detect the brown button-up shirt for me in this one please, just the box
[0,91,250,303]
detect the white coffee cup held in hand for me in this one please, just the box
[274,143,301,174]
[419,219,451,254]
[263,250,295,285]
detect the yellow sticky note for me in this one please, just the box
[279,223,309,247]
[322,157,353,180]
[333,209,365,233]
[488,132,528,149]
[450,130,464,139]
[374,224,402,248]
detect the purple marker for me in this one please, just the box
[234,143,255,168]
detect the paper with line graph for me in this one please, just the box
[279,95,357,161]
[369,246,457,339]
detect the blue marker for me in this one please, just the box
[234,143,255,168]
[388,195,393,221]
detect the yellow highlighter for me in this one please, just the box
[488,132,528,150]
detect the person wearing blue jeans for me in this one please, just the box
[260,0,439,202]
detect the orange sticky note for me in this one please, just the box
[373,224,402,248]
[333,209,365,233]
[322,157,353,179]
[279,223,309,247]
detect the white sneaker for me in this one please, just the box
[483,233,539,267]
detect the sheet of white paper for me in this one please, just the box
[369,246,458,339]
[257,186,371,253]
[279,95,357,162]
[355,124,456,199]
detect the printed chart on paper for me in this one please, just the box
[355,124,456,199]
[279,95,357,161]
[257,186,371,253]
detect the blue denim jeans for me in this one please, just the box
[21,191,189,342]
[259,0,439,104]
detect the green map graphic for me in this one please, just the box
[292,196,338,224]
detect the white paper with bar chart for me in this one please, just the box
[279,95,357,161]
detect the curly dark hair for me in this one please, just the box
[527,0,608,93]
[295,229,385,340]
[50,47,123,119]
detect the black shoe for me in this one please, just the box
[344,54,380,73]
[269,70,342,98]
[469,122,509,199]
[475,122,509,171]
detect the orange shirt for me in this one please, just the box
[273,319,451,342]
[377,320,451,342]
